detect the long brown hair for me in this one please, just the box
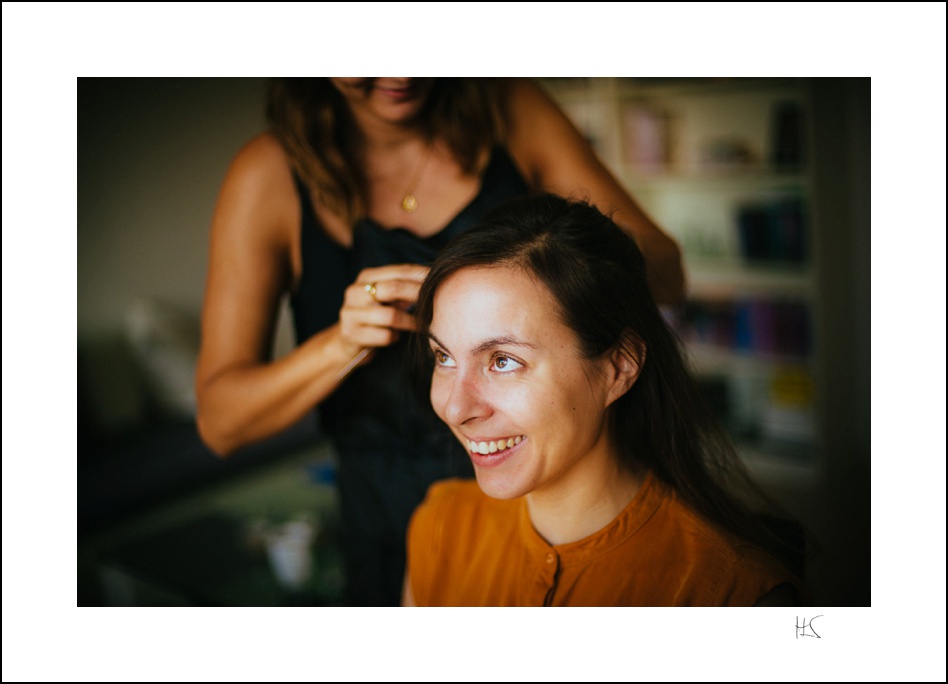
[266,78,508,225]
[412,194,808,572]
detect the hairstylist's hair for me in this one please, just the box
[412,193,795,560]
[266,78,507,226]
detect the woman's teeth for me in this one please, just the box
[469,436,523,455]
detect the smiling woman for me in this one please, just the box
[426,265,639,522]
[405,194,808,606]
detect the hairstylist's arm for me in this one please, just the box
[504,79,686,306]
[196,135,425,455]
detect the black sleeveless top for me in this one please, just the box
[290,147,531,469]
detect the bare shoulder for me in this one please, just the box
[503,77,559,117]
[213,132,299,246]
[502,78,598,189]
[235,132,289,166]
[504,79,562,145]
[223,132,296,197]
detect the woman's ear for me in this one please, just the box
[604,335,645,407]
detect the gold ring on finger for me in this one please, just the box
[364,282,378,302]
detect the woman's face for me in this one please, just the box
[428,265,627,501]
[330,77,434,126]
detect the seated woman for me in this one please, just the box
[404,194,808,607]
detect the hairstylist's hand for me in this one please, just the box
[338,264,429,358]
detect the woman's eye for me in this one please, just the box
[491,355,523,373]
[433,349,455,367]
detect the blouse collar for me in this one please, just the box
[517,470,669,567]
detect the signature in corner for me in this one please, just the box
[796,615,822,639]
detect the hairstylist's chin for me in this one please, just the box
[331,77,433,123]
[373,78,433,104]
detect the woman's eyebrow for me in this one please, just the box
[430,332,538,356]
[470,335,537,356]
[428,333,451,354]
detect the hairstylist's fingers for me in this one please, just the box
[365,278,424,307]
[339,304,419,349]
[356,264,429,286]
[356,303,419,332]
[344,276,425,307]
[339,265,427,350]
[339,321,401,349]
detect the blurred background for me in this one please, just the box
[77,77,870,607]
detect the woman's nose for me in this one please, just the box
[437,370,491,427]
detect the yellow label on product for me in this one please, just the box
[768,367,813,407]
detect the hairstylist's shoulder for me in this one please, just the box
[213,132,298,245]
[224,133,296,201]
[503,78,599,189]
[502,77,561,127]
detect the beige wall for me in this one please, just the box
[78,78,298,427]
[79,77,268,338]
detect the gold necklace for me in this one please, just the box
[400,143,432,213]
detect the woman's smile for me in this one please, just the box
[466,435,526,468]
[468,435,524,455]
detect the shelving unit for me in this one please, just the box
[539,77,821,483]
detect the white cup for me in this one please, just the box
[264,520,316,591]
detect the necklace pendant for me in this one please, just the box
[401,194,419,213]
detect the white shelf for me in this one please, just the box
[621,167,808,190]
[614,77,807,99]
[739,441,821,489]
[685,261,813,298]
[685,342,812,376]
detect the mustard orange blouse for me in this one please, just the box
[406,471,805,606]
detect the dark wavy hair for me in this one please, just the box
[412,193,803,565]
[266,78,507,225]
